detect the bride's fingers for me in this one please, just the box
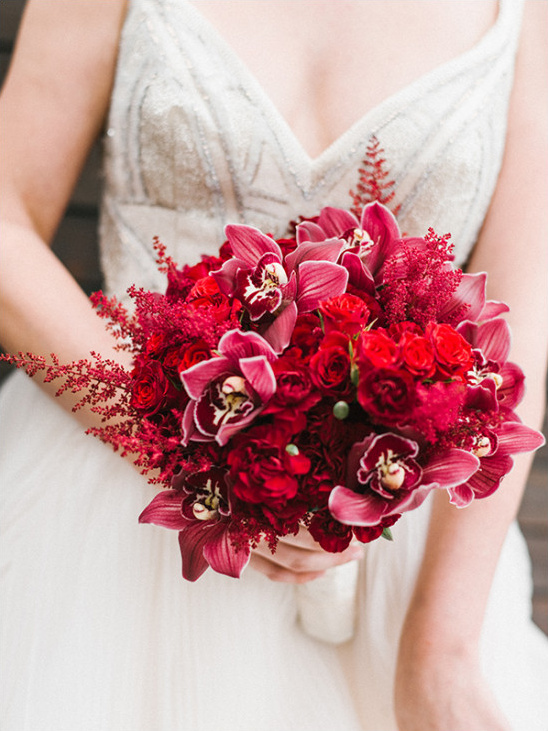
[249,552,328,584]
[251,536,364,582]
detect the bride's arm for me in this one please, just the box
[395,3,548,729]
[0,0,129,421]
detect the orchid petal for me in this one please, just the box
[225,224,283,265]
[340,251,376,295]
[178,523,221,581]
[440,272,486,323]
[238,355,277,403]
[480,300,510,320]
[218,329,278,363]
[138,490,187,530]
[421,449,480,488]
[328,486,388,526]
[296,220,330,244]
[285,237,346,272]
[498,362,525,409]
[465,452,514,499]
[496,421,545,456]
[391,485,435,514]
[475,318,511,363]
[317,206,359,237]
[203,528,251,578]
[180,357,229,400]
[359,201,401,275]
[261,301,298,353]
[447,483,475,508]
[296,260,349,313]
[210,258,245,297]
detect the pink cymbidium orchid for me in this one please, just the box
[459,317,524,410]
[139,468,250,581]
[447,420,545,507]
[328,432,480,527]
[180,330,277,446]
[211,224,348,351]
[298,201,404,290]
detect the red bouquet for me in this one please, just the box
[6,149,544,581]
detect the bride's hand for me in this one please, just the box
[249,527,364,583]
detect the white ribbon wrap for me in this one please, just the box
[296,559,359,644]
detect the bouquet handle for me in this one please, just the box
[296,559,359,644]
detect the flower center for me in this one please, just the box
[192,477,222,520]
[212,375,253,426]
[376,449,406,491]
[472,435,492,458]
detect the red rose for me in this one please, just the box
[228,428,310,506]
[308,512,353,552]
[357,366,416,426]
[357,330,398,368]
[178,339,212,373]
[319,293,371,336]
[130,360,170,415]
[287,313,324,363]
[262,356,321,416]
[398,331,436,378]
[426,322,473,378]
[309,333,352,396]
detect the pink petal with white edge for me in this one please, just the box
[139,490,187,530]
[496,421,545,455]
[210,258,245,296]
[182,401,216,444]
[218,329,278,364]
[474,318,511,363]
[225,224,283,266]
[440,272,486,324]
[296,220,331,244]
[180,356,229,400]
[447,482,475,508]
[480,300,510,320]
[238,355,277,403]
[340,252,376,295]
[261,301,298,353]
[421,448,480,488]
[203,527,251,579]
[296,260,349,313]
[285,237,345,272]
[328,486,388,526]
[317,206,359,237]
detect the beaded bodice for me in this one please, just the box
[100,0,522,296]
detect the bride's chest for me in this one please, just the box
[190,0,498,157]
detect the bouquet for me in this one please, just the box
[5,144,544,592]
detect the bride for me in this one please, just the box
[1,1,547,729]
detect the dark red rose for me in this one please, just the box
[287,313,324,363]
[353,514,400,543]
[309,333,352,396]
[178,339,212,373]
[398,331,436,378]
[357,329,398,368]
[387,321,422,340]
[308,512,353,552]
[319,293,370,337]
[426,322,473,378]
[228,428,310,506]
[130,360,170,415]
[357,366,416,426]
[262,356,321,416]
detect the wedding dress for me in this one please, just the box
[1,1,547,729]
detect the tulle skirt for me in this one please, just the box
[1,371,547,731]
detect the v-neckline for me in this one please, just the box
[183,0,506,169]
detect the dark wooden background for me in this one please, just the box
[1,0,546,634]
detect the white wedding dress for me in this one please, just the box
[1,1,547,729]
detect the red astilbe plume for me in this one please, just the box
[379,229,467,328]
[349,136,399,218]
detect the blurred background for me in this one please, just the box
[1,0,546,634]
